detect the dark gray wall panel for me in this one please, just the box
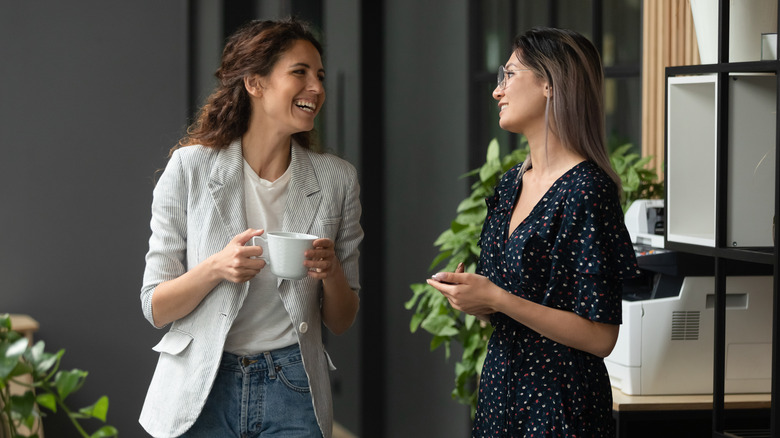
[0,2,189,436]
[384,1,472,437]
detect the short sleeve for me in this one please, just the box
[548,179,639,323]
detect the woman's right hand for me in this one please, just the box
[151,228,266,327]
[208,228,266,283]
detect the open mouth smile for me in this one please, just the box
[295,100,317,113]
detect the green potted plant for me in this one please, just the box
[405,138,663,415]
[0,314,117,438]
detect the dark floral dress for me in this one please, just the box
[472,161,639,438]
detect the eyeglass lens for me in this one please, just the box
[497,66,505,89]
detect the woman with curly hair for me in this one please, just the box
[139,18,362,438]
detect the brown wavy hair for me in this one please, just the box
[513,27,622,196]
[173,18,323,154]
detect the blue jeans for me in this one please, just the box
[180,344,323,438]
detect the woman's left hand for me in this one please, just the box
[304,238,340,280]
[427,272,502,317]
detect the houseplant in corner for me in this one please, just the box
[406,138,663,415]
[0,314,117,438]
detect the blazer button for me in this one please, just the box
[299,322,309,333]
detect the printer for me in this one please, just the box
[605,200,773,395]
[624,198,665,248]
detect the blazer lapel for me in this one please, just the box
[208,139,247,238]
[282,143,322,235]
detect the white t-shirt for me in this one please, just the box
[223,159,297,355]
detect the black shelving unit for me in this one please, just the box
[664,1,779,437]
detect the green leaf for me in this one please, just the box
[31,347,62,377]
[36,392,57,412]
[19,415,36,434]
[26,340,45,363]
[475,343,488,375]
[462,331,482,358]
[0,314,11,331]
[428,250,453,271]
[463,313,476,331]
[79,395,109,421]
[54,369,88,400]
[478,162,499,184]
[432,229,454,247]
[421,314,459,337]
[634,156,653,167]
[10,390,36,418]
[485,138,500,162]
[429,335,447,355]
[0,337,29,379]
[455,358,475,378]
[90,425,119,438]
[456,196,484,213]
[409,312,426,333]
[611,143,633,156]
[404,283,428,309]
[7,359,33,379]
[450,219,468,234]
[453,210,487,226]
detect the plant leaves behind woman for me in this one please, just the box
[0,314,117,438]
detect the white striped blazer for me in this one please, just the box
[138,139,362,438]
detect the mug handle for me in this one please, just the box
[251,235,270,264]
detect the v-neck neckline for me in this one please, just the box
[506,161,588,240]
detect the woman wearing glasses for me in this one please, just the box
[428,28,638,437]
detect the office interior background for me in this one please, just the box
[1,0,644,436]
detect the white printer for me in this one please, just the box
[605,200,773,395]
[624,198,665,248]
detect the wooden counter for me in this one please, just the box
[612,387,771,437]
[613,387,772,412]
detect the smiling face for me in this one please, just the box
[492,51,549,135]
[249,39,325,137]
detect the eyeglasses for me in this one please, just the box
[497,65,531,90]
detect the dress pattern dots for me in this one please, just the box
[472,161,638,437]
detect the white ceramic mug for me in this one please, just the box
[252,232,318,280]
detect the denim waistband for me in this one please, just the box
[220,343,302,373]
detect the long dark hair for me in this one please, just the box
[174,18,323,154]
[514,27,621,193]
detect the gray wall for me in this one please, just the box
[1,1,473,437]
[383,1,472,436]
[0,1,188,436]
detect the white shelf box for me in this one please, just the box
[667,75,718,247]
[666,74,777,248]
